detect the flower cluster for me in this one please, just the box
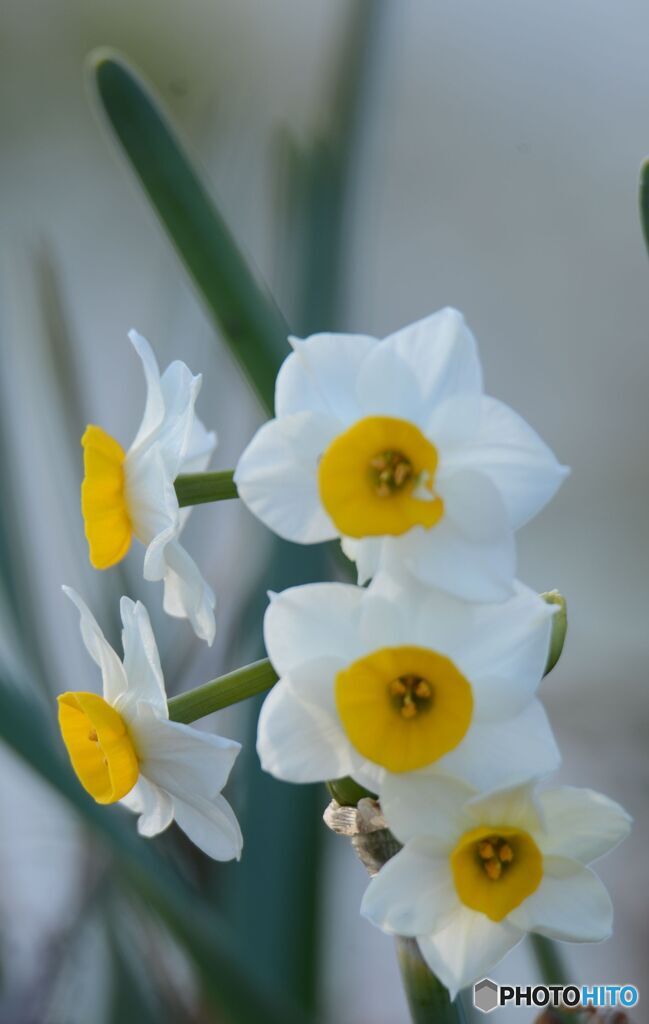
[237,309,630,994]
[60,332,242,861]
[57,312,630,995]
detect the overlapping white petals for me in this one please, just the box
[361,843,459,936]
[363,776,630,997]
[61,586,127,706]
[418,910,523,1000]
[65,588,242,861]
[537,786,632,863]
[258,574,558,796]
[507,857,613,942]
[123,331,217,644]
[257,657,356,783]
[235,308,568,598]
[235,411,338,544]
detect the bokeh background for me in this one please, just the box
[0,1,647,1022]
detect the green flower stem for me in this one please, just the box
[529,934,569,987]
[640,159,649,257]
[175,470,238,507]
[395,938,467,1024]
[326,777,376,806]
[167,659,278,725]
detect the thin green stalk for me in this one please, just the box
[167,659,277,724]
[529,934,569,987]
[640,159,649,257]
[175,470,237,507]
[395,937,467,1024]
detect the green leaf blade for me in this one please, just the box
[89,50,287,413]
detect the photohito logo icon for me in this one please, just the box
[472,978,639,1013]
[473,978,499,1013]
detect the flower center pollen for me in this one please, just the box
[317,416,444,538]
[369,450,413,497]
[335,645,473,772]
[388,673,433,718]
[477,835,515,882]
[450,824,543,921]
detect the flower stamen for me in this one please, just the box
[370,450,413,497]
[388,673,433,718]
[477,835,516,881]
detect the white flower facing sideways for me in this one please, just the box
[362,776,631,998]
[257,572,560,797]
[81,331,217,643]
[235,309,568,600]
[57,587,242,861]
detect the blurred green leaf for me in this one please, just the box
[220,5,385,1012]
[640,159,649,257]
[0,676,309,1024]
[89,50,287,413]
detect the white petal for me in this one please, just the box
[400,470,516,601]
[130,704,240,798]
[159,539,216,646]
[359,591,410,652]
[370,569,472,654]
[128,330,204,474]
[125,443,178,551]
[263,583,365,676]
[120,775,174,838]
[256,657,353,783]
[380,773,474,846]
[117,598,167,717]
[425,393,483,450]
[128,330,166,449]
[465,780,545,834]
[62,587,127,705]
[235,411,339,543]
[381,308,483,408]
[180,414,217,474]
[356,342,430,428]
[275,332,375,422]
[341,536,383,585]
[508,857,613,941]
[418,906,523,999]
[152,361,203,478]
[457,585,554,721]
[449,397,569,529]
[172,790,242,861]
[437,700,560,792]
[361,842,459,937]
[538,786,632,864]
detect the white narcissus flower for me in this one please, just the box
[235,309,568,601]
[81,331,217,643]
[58,587,242,861]
[257,573,560,797]
[362,777,631,998]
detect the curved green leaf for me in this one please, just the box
[640,159,649,257]
[88,50,287,413]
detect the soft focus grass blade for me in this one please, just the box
[219,4,385,1012]
[640,159,649,256]
[218,540,337,1011]
[0,677,309,1024]
[219,4,385,1013]
[89,50,287,412]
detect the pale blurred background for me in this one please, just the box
[0,1,647,1022]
